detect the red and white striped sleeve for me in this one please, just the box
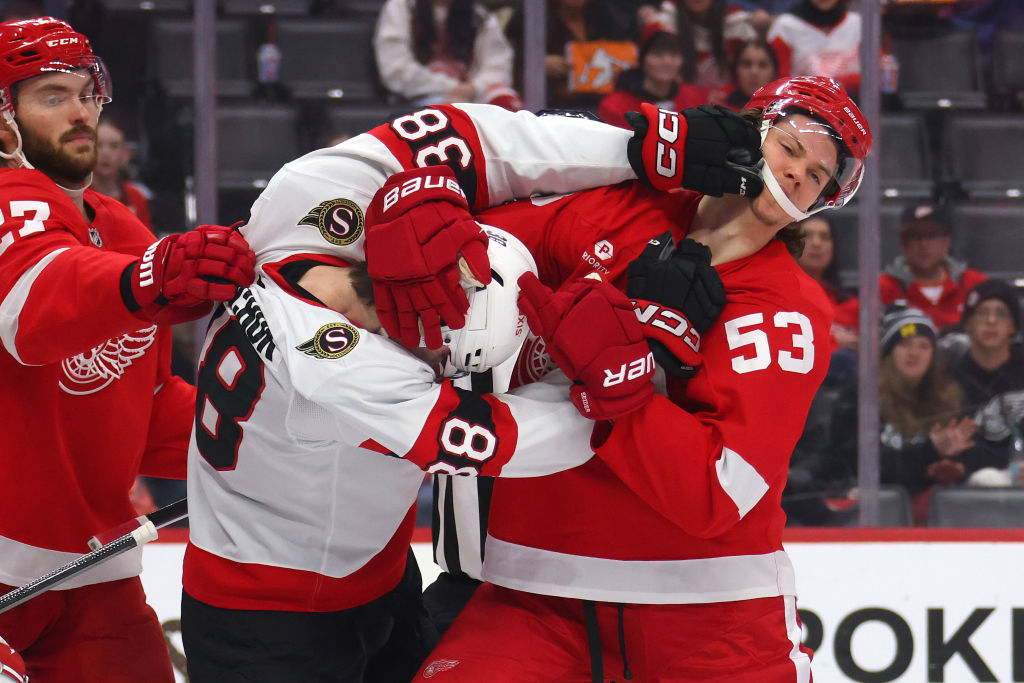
[0,173,151,366]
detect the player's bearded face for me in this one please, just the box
[18,117,98,184]
[12,70,100,185]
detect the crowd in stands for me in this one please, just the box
[4,0,1024,528]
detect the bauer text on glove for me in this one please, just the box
[364,166,491,349]
[517,272,655,420]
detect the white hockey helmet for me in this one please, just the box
[441,225,536,376]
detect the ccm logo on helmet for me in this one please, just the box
[46,37,80,46]
[381,175,465,213]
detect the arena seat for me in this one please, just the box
[928,486,1024,527]
[951,201,1024,280]
[103,0,191,11]
[835,486,914,527]
[220,0,312,14]
[993,29,1024,108]
[275,18,379,101]
[216,104,300,190]
[322,104,412,142]
[827,202,904,288]
[892,30,986,109]
[151,18,252,99]
[878,113,934,199]
[944,113,1024,199]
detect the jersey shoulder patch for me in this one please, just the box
[298,198,363,246]
[297,322,360,359]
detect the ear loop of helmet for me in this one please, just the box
[0,110,35,171]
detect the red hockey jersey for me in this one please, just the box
[0,169,193,589]
[475,182,834,603]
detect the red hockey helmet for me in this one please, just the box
[746,77,872,214]
[0,17,111,117]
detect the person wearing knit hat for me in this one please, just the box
[829,305,975,523]
[947,280,1024,487]
[597,23,708,129]
[880,305,937,358]
[879,202,988,331]
[962,278,1021,331]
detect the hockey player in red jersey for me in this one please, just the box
[0,17,255,682]
[370,77,873,682]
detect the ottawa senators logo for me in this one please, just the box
[298,198,363,246]
[297,323,359,359]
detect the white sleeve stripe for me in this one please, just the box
[715,446,769,519]
[0,247,68,366]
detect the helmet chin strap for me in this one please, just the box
[56,172,93,200]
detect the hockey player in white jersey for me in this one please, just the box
[180,219,632,682]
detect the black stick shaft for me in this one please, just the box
[0,497,189,615]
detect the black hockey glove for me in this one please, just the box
[626,103,764,198]
[627,233,727,378]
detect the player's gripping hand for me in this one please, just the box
[0,639,26,683]
[517,272,655,420]
[365,166,491,349]
[121,224,256,324]
[627,233,726,378]
[626,103,763,198]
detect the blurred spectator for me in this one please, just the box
[796,215,858,352]
[945,279,1024,486]
[374,0,522,109]
[92,119,153,231]
[597,24,706,129]
[767,0,861,95]
[880,203,987,332]
[0,0,42,21]
[722,38,778,110]
[951,0,1024,90]
[833,306,976,524]
[784,214,859,526]
[505,0,638,111]
[671,0,758,97]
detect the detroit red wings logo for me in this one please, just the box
[421,659,460,678]
[512,331,555,387]
[59,326,157,395]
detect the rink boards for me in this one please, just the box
[141,529,1024,683]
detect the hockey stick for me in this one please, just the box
[0,498,188,615]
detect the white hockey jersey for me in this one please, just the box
[184,272,595,611]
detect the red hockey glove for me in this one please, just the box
[121,224,256,324]
[0,640,26,683]
[626,103,763,198]
[627,232,726,378]
[365,166,491,349]
[517,272,655,420]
